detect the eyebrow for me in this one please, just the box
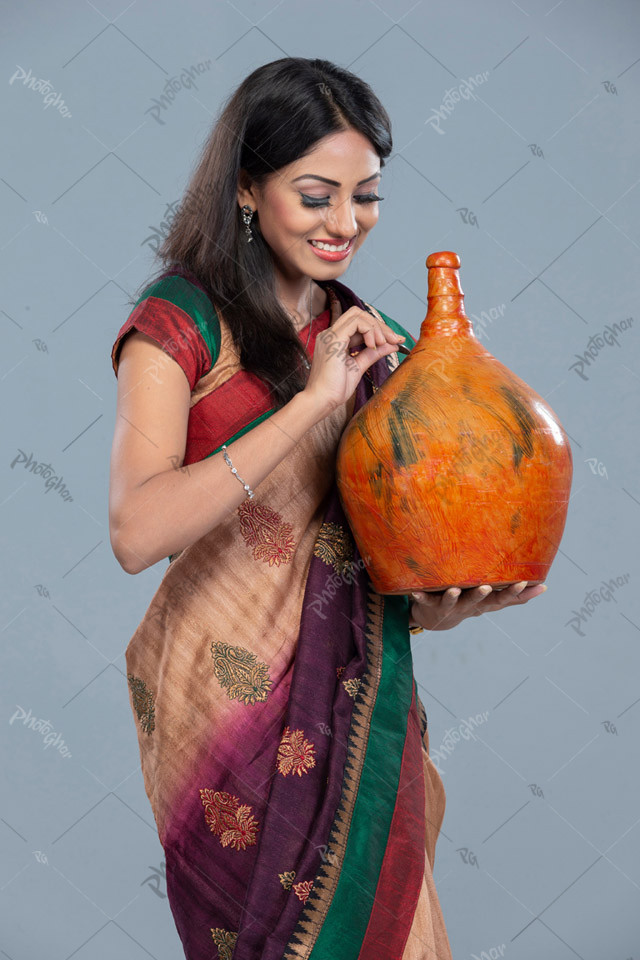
[291,171,381,186]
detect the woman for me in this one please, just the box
[109,57,545,960]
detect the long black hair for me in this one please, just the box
[129,57,393,409]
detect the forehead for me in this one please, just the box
[284,130,380,180]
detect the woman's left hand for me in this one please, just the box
[409,581,547,632]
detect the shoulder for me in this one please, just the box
[111,273,221,391]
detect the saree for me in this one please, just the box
[111,268,453,960]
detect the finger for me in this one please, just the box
[495,581,528,604]
[517,583,547,600]
[463,584,493,605]
[412,587,460,605]
[363,321,382,352]
[494,581,549,606]
[338,309,406,351]
[440,587,462,609]
[486,582,548,611]
[361,304,407,349]
[348,340,403,376]
[360,322,401,352]
[347,328,381,354]
[412,587,464,618]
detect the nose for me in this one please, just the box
[325,196,358,240]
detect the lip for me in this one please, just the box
[307,236,356,262]
[309,236,355,243]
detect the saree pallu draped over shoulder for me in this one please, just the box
[113,272,453,960]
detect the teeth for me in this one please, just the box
[310,239,350,251]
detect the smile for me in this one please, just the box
[307,235,357,262]
[309,238,352,251]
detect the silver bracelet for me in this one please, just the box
[221,443,254,499]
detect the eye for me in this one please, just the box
[299,195,329,208]
[356,193,384,204]
[299,193,384,208]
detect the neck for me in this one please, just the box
[276,275,328,331]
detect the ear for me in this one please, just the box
[237,168,257,211]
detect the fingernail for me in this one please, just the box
[411,592,422,600]
[479,585,492,595]
[395,334,405,340]
[539,584,548,593]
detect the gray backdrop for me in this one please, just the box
[2,1,639,958]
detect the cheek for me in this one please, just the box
[357,206,379,237]
[356,203,379,227]
[265,195,311,242]
[364,204,380,227]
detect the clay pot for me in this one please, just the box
[336,251,573,594]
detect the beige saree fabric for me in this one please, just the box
[401,726,452,959]
[124,287,356,845]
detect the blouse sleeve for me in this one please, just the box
[111,275,219,392]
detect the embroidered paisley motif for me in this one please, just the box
[292,879,314,904]
[200,788,259,850]
[210,640,272,705]
[127,673,155,734]
[279,870,296,890]
[342,677,361,699]
[276,726,316,777]
[210,928,237,959]
[237,498,296,565]
[313,520,355,575]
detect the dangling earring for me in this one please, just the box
[241,204,254,243]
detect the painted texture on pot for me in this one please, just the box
[336,251,573,595]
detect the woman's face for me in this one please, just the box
[238,128,383,284]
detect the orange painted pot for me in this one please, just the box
[336,251,573,595]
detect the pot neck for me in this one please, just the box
[419,252,475,339]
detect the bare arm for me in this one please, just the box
[109,308,405,575]
[109,332,329,574]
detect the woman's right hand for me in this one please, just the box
[302,305,405,416]
[410,582,548,631]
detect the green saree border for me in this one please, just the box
[376,308,418,353]
[283,587,414,960]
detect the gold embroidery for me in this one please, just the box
[313,521,355,575]
[342,678,361,698]
[336,666,346,680]
[386,351,400,373]
[293,879,314,904]
[210,928,237,959]
[237,498,296,565]
[276,726,316,777]
[279,870,296,889]
[127,674,155,734]
[200,788,259,850]
[210,640,272,705]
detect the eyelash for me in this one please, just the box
[299,193,384,208]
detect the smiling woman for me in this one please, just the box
[109,56,453,960]
[237,126,383,287]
